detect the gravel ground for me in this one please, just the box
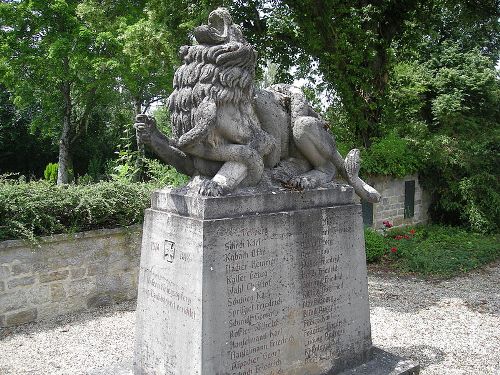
[1,262,498,375]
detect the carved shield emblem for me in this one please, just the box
[164,240,175,263]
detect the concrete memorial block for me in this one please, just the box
[134,187,419,375]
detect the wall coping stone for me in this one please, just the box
[0,225,142,251]
[365,173,419,182]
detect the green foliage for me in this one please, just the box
[76,174,94,185]
[152,106,173,137]
[43,163,59,184]
[380,62,430,140]
[229,0,499,147]
[109,124,140,182]
[0,85,57,177]
[364,228,385,263]
[359,133,422,178]
[415,45,500,233]
[144,158,189,187]
[87,156,103,182]
[377,36,500,233]
[371,224,499,277]
[0,0,124,183]
[0,180,156,242]
[392,226,499,277]
[77,0,178,112]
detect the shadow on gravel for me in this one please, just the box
[386,344,446,370]
[368,263,500,315]
[0,300,136,341]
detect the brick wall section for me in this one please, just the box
[362,174,431,229]
[0,226,142,328]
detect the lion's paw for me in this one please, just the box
[271,165,292,184]
[288,175,318,190]
[199,179,225,197]
[287,169,334,190]
[134,114,158,145]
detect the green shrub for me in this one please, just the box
[383,225,499,277]
[359,133,422,178]
[0,180,157,242]
[364,228,386,263]
[77,174,95,185]
[402,226,498,277]
[43,163,58,184]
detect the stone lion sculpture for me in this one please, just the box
[135,7,380,202]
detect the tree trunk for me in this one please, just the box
[133,99,145,182]
[57,64,72,185]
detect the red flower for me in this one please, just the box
[391,247,397,253]
[409,229,416,235]
[383,221,393,228]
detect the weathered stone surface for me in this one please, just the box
[5,308,37,326]
[50,283,66,302]
[87,264,106,276]
[0,291,27,313]
[70,267,87,280]
[89,362,133,375]
[7,275,35,288]
[363,174,430,229]
[26,285,51,305]
[87,293,113,308]
[39,270,69,283]
[11,262,31,276]
[152,184,353,219]
[0,265,9,279]
[67,279,94,298]
[135,187,374,375]
[0,226,142,327]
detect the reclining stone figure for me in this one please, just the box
[135,7,380,203]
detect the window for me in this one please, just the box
[404,180,415,218]
[361,200,374,226]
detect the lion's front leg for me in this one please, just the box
[134,114,194,176]
[200,161,249,196]
[178,100,268,196]
[185,142,264,196]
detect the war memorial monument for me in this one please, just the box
[133,8,419,375]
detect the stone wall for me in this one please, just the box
[0,226,142,328]
[361,174,431,229]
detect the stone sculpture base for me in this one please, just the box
[133,186,419,375]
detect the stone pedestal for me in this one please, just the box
[134,186,419,375]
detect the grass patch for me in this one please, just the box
[365,225,499,277]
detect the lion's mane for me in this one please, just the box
[168,42,257,140]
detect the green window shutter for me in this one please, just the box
[361,200,374,226]
[404,180,415,218]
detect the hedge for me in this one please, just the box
[0,180,156,242]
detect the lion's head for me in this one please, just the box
[167,8,257,140]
